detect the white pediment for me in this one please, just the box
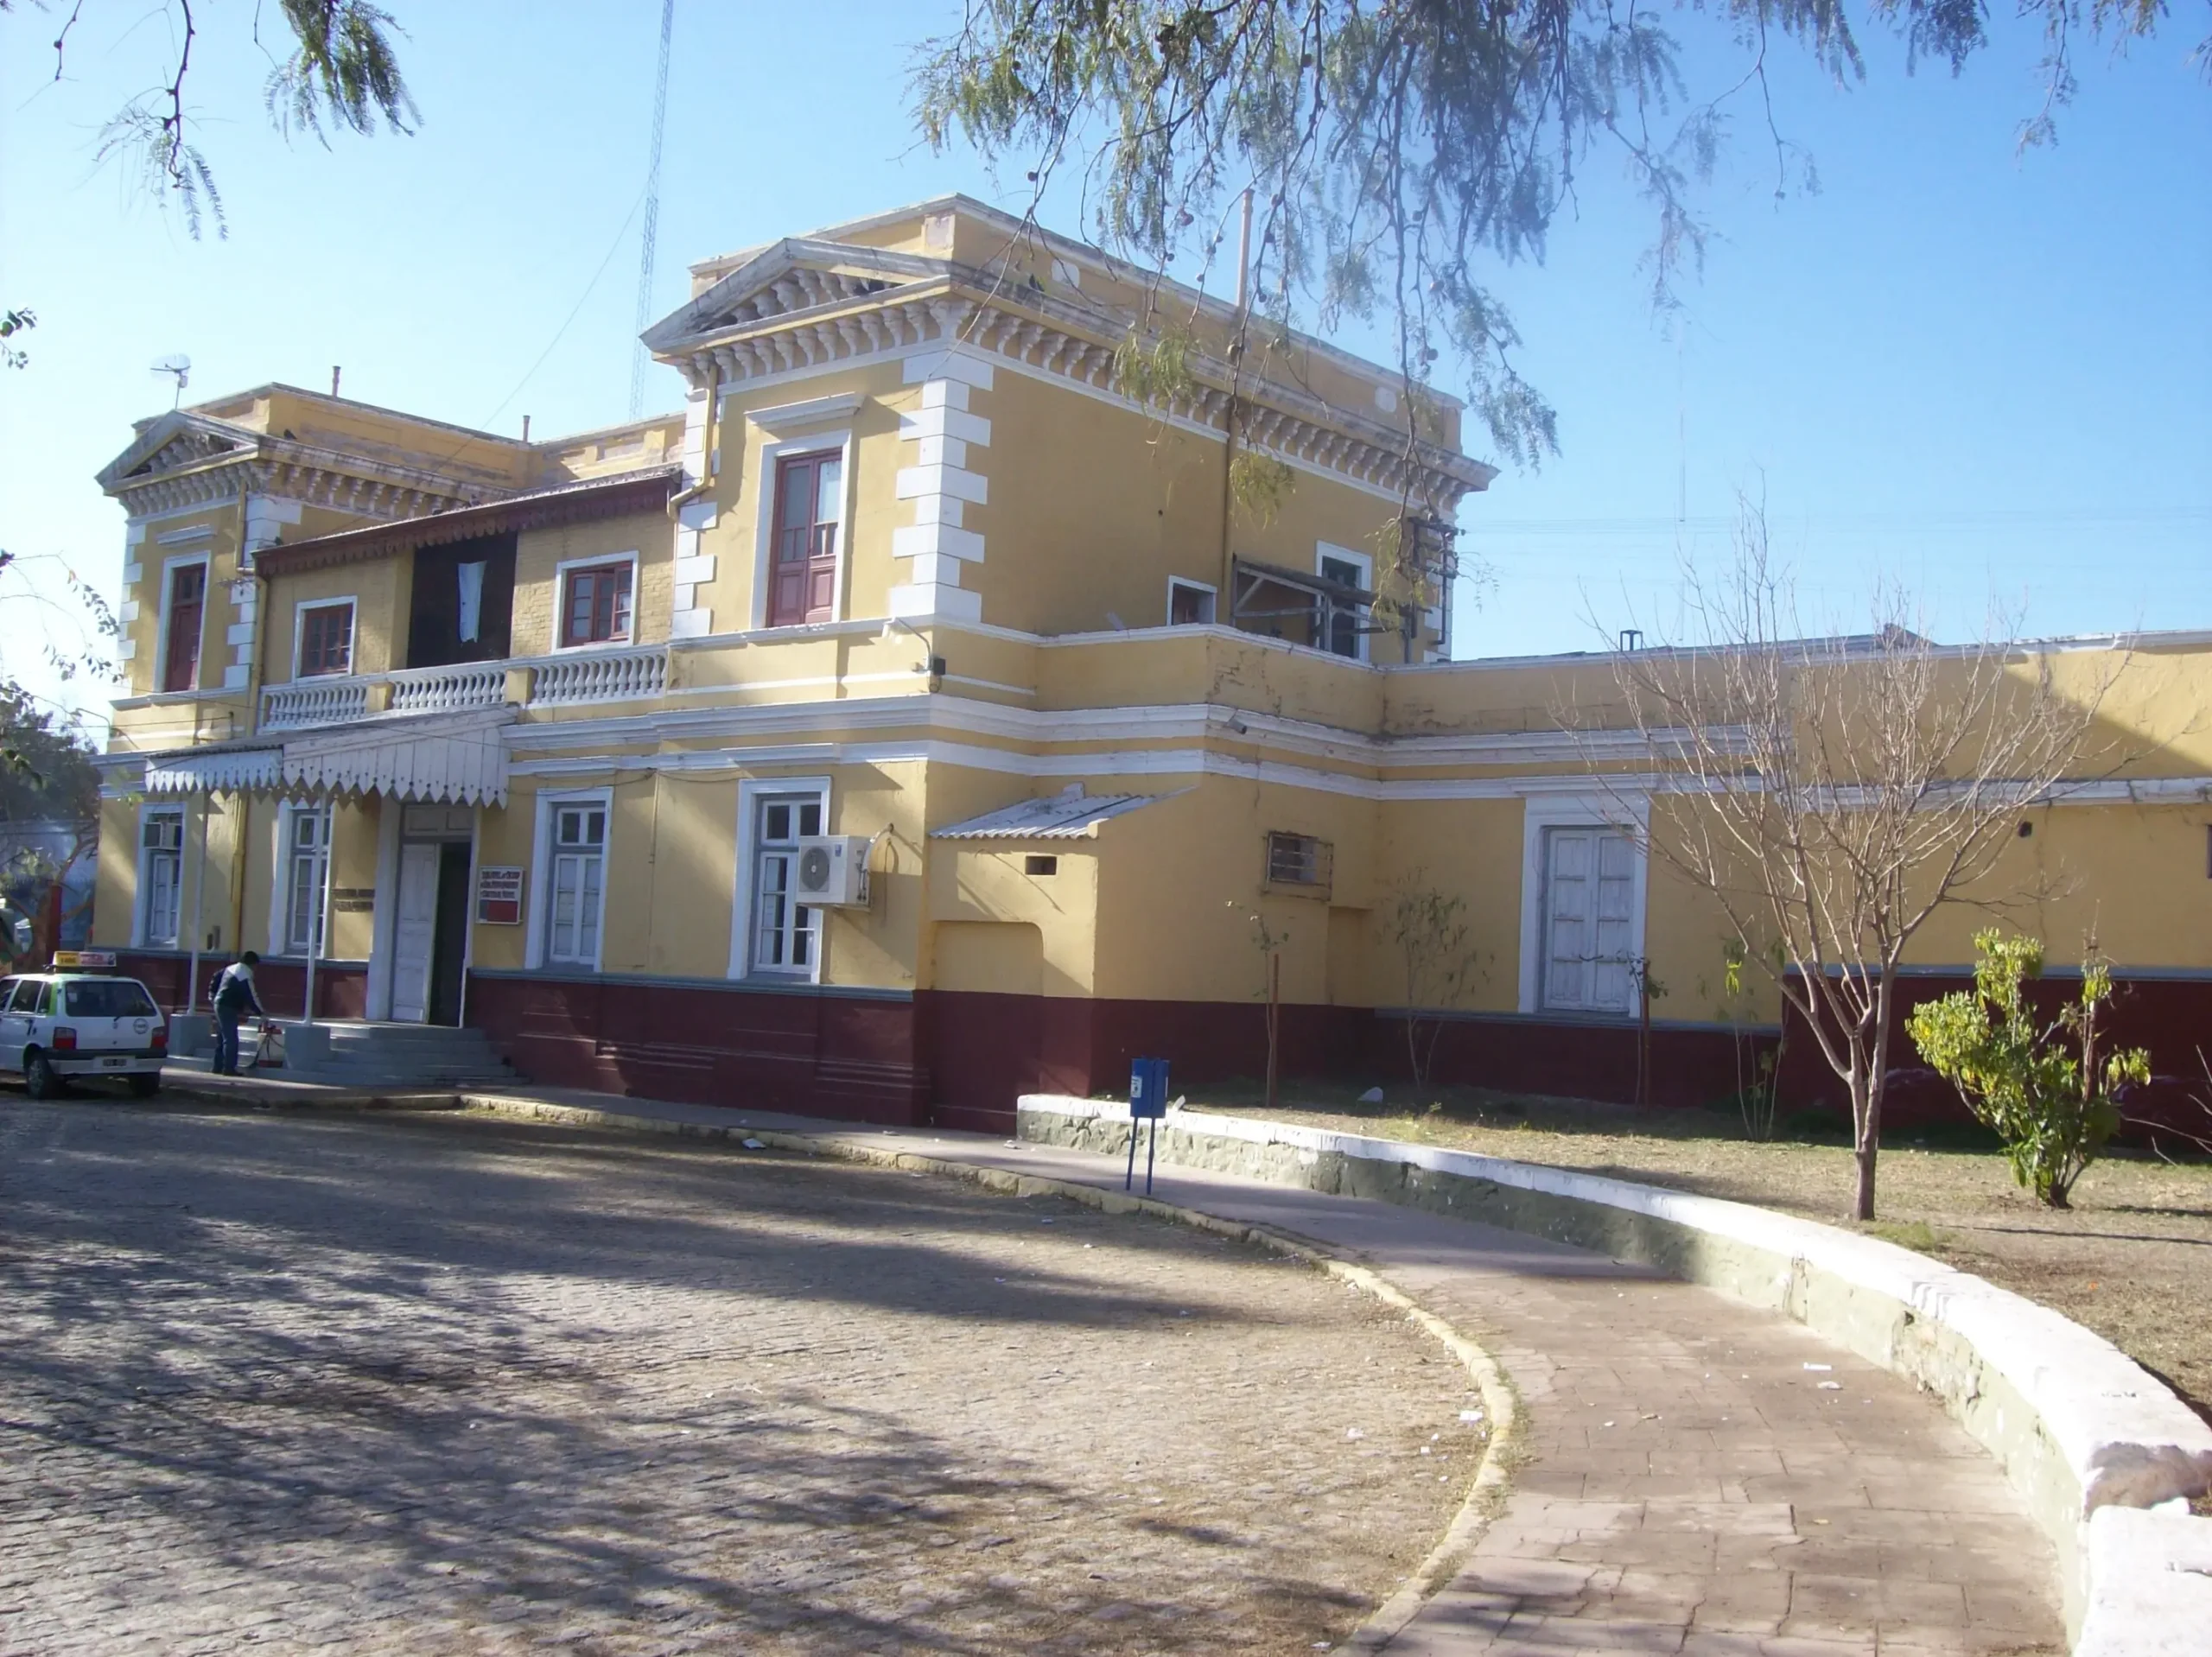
[642,238,948,353]
[97,410,260,494]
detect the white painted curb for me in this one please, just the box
[1020,1095,2212,1653]
[2077,1507,2212,1656]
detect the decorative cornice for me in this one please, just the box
[656,270,1492,511]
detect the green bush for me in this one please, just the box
[1905,931,2148,1208]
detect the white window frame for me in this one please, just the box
[265,800,335,959]
[1315,542,1372,663]
[747,429,857,630]
[1166,575,1217,626]
[135,805,186,948]
[152,552,212,695]
[1516,793,1648,1016]
[525,786,614,970]
[549,551,641,654]
[291,595,358,679]
[728,775,832,982]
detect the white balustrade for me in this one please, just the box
[387,661,511,715]
[260,676,369,732]
[525,646,669,707]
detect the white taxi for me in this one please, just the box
[0,961,168,1098]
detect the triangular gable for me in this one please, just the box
[642,238,949,353]
[95,410,260,494]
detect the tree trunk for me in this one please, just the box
[1853,973,1898,1222]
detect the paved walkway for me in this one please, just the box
[161,1075,2069,1654]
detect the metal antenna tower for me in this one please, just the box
[629,0,677,420]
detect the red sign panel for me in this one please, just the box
[476,866,524,926]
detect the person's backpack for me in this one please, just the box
[207,965,229,1007]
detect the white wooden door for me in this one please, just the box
[390,841,441,1023]
[1544,828,1636,1013]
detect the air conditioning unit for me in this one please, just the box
[793,835,872,906]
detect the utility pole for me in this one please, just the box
[630,0,677,420]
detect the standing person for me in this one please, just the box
[211,951,264,1076]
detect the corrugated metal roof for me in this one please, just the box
[931,788,1162,841]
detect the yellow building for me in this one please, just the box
[87,196,2212,1129]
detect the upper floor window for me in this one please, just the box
[297,600,355,677]
[1168,578,1217,626]
[768,452,843,628]
[1540,827,1636,1014]
[560,561,634,649]
[138,809,184,946]
[161,562,207,693]
[1318,548,1370,661]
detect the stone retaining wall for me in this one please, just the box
[1017,1096,2212,1652]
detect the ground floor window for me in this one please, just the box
[547,803,607,966]
[1540,826,1636,1013]
[283,805,331,956]
[750,792,823,975]
[138,809,184,946]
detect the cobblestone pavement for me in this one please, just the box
[0,1099,1478,1655]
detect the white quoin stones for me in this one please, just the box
[671,389,716,638]
[889,349,993,622]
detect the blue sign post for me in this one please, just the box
[1127,1056,1170,1194]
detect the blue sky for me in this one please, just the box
[2,2,2205,731]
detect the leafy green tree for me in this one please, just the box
[916,0,2200,467]
[1907,930,2149,1209]
[9,0,415,237]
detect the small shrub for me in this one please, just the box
[1906,931,2150,1209]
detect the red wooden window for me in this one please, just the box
[161,562,206,693]
[560,562,634,647]
[297,602,354,676]
[768,451,843,628]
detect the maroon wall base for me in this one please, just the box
[1780,973,2212,1143]
[468,973,928,1127]
[920,990,1371,1133]
[441,969,2212,1147]
[118,950,365,1021]
[1406,1015,1774,1114]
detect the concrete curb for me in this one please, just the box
[445,1091,1523,1653]
[1016,1095,2212,1652]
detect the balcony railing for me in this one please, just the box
[260,676,370,732]
[389,661,511,715]
[526,645,668,706]
[257,647,671,732]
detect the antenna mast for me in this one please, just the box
[629,0,677,420]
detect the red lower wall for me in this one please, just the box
[1780,973,2212,1141]
[119,951,366,1021]
[467,973,928,1127]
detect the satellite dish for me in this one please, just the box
[149,353,191,407]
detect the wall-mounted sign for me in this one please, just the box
[476,867,524,925]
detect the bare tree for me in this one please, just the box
[1592,507,2121,1220]
[1386,879,1485,1092]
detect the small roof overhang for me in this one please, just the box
[932,787,1165,841]
[253,467,682,576]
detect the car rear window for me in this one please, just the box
[62,980,158,1019]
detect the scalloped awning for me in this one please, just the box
[141,708,514,806]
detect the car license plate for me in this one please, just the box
[101,1057,129,1069]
